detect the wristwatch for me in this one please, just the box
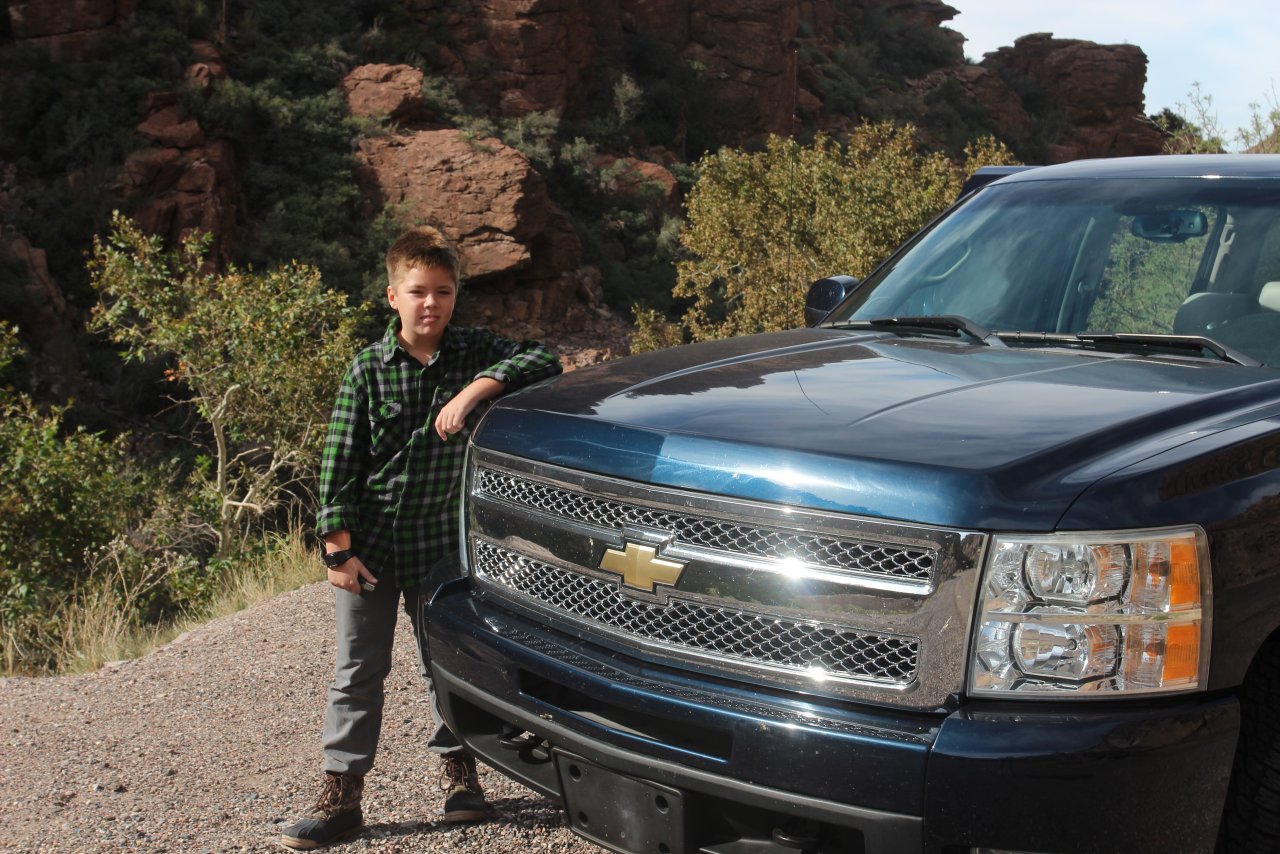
[323,549,355,569]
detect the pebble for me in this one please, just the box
[0,583,586,852]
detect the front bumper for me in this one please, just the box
[428,579,1239,854]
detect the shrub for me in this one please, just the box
[664,126,1017,343]
[0,324,153,672]
[89,213,366,557]
[1154,83,1280,154]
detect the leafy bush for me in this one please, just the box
[1154,83,1280,154]
[629,305,685,353]
[659,126,1016,345]
[89,214,366,556]
[804,1,963,130]
[0,324,153,672]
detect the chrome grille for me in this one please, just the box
[477,467,934,583]
[473,539,919,685]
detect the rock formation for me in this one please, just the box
[353,121,629,364]
[976,34,1164,161]
[0,0,1171,375]
[341,63,432,125]
[4,0,138,61]
[121,42,242,266]
[0,226,78,395]
[404,0,805,141]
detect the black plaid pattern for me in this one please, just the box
[317,319,561,587]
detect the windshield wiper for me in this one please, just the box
[832,315,1006,347]
[995,331,1261,366]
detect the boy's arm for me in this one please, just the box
[472,332,562,393]
[433,331,561,439]
[434,376,505,440]
[322,528,378,593]
[316,361,368,552]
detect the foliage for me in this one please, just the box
[922,77,1003,158]
[660,126,1017,345]
[0,324,153,673]
[804,1,963,131]
[1154,83,1280,155]
[1153,83,1229,154]
[0,1,207,301]
[196,76,374,300]
[89,213,365,556]
[1238,87,1280,153]
[550,141,685,312]
[1086,225,1208,334]
[52,526,323,676]
[629,304,685,353]
[607,35,724,160]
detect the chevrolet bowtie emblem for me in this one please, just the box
[599,542,686,592]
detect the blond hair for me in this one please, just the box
[385,225,461,288]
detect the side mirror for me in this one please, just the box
[805,275,859,326]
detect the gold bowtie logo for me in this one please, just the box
[599,542,686,592]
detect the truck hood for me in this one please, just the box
[477,329,1280,530]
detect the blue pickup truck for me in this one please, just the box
[427,155,1280,853]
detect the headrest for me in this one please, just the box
[1259,282,1280,313]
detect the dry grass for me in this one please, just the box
[47,531,324,676]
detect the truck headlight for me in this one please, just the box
[969,527,1209,697]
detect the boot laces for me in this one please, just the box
[315,773,361,816]
[440,755,477,793]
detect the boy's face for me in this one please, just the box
[388,264,457,350]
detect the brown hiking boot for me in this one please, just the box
[439,752,488,823]
[279,772,364,850]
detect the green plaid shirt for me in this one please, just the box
[316,319,561,588]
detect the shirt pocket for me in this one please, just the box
[369,398,408,458]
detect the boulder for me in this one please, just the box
[355,128,591,338]
[0,227,79,396]
[341,63,431,125]
[184,40,228,90]
[593,154,679,211]
[136,103,206,150]
[122,139,240,265]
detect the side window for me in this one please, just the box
[1255,218,1280,288]
[1085,208,1218,334]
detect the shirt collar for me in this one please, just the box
[378,318,466,364]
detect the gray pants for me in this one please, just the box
[321,575,461,776]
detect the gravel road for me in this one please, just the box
[0,582,589,853]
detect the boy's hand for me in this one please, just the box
[327,555,377,594]
[434,378,505,440]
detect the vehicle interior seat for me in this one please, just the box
[1172,292,1253,335]
[1182,283,1280,366]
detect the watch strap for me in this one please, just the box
[323,549,354,569]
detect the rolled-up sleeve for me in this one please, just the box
[316,360,368,536]
[472,330,562,391]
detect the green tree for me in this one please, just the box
[1153,83,1228,154]
[664,125,1016,343]
[0,324,151,671]
[1238,87,1280,153]
[89,214,365,556]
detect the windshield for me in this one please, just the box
[825,176,1280,366]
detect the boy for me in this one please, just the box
[281,226,561,850]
